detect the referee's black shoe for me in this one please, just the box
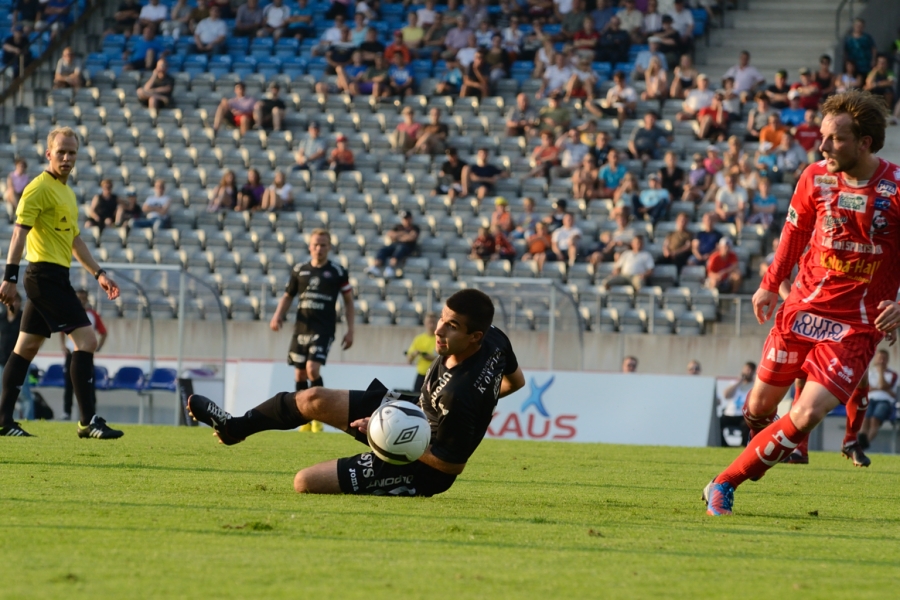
[187,395,244,445]
[0,422,33,437]
[77,415,124,439]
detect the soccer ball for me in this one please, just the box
[366,400,430,465]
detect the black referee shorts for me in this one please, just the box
[21,262,91,338]
[335,379,455,497]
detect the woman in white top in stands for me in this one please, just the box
[261,170,293,212]
[641,56,668,102]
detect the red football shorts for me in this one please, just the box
[757,301,881,403]
[232,113,253,127]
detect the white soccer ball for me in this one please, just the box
[366,400,430,465]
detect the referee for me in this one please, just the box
[0,127,123,438]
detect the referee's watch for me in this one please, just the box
[94,268,107,280]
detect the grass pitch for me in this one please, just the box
[3,422,900,600]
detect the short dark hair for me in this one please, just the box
[446,289,494,335]
[745,361,757,371]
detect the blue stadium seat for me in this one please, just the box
[144,368,179,393]
[94,366,111,391]
[37,364,66,388]
[109,366,146,391]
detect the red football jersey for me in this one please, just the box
[762,158,900,324]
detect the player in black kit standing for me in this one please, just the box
[269,228,354,432]
[189,289,525,497]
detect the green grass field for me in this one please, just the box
[3,422,900,600]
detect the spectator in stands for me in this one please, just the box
[775,132,808,184]
[602,235,654,290]
[587,70,636,129]
[836,58,863,94]
[744,91,774,141]
[433,57,464,95]
[595,211,634,263]
[436,147,466,202]
[367,211,421,278]
[723,50,765,103]
[721,77,741,121]
[754,141,779,182]
[124,25,163,71]
[790,67,822,110]
[572,16,599,62]
[687,359,702,375]
[484,34,511,82]
[860,349,898,448]
[632,37,668,81]
[359,26,385,65]
[13,0,44,34]
[658,211,693,271]
[499,16,523,61]
[658,150,684,200]
[622,356,638,373]
[402,12,426,55]
[187,0,210,35]
[616,0,644,44]
[406,312,437,392]
[564,55,598,103]
[864,54,895,110]
[550,212,582,267]
[779,92,806,127]
[537,51,572,99]
[714,167,746,230]
[43,0,73,38]
[321,26,355,78]
[758,112,787,149]
[161,0,191,38]
[2,27,32,78]
[522,221,554,273]
[558,0,586,42]
[135,0,167,35]
[209,0,234,20]
[236,168,264,212]
[793,108,822,160]
[470,225,515,262]
[462,148,507,204]
[213,82,255,136]
[629,110,671,165]
[462,0,487,30]
[544,198,570,232]
[528,131,561,179]
[683,152,708,204]
[386,52,415,97]
[259,0,289,40]
[4,159,30,214]
[282,0,317,40]
[598,148,627,198]
[669,53,698,100]
[422,14,452,62]
[655,14,683,67]
[108,0,140,36]
[506,92,539,137]
[116,190,143,226]
[443,0,462,21]
[676,72,712,121]
[348,12,368,46]
[391,106,422,154]
[693,91,727,142]
[135,57,174,109]
[706,237,741,293]
[689,212,721,265]
[474,18,495,49]
[193,5,227,54]
[135,179,172,230]
[666,0,694,53]
[53,47,83,89]
[531,37,555,80]
[328,134,355,174]
[556,128,589,178]
[260,170,292,212]
[640,56,668,103]
[593,130,612,165]
[417,0,438,28]
[209,169,237,212]
[85,179,119,230]
[293,122,327,171]
[490,197,516,236]
[442,15,472,60]
[514,197,539,240]
[814,54,836,99]
[410,107,448,156]
[456,32,480,68]
[356,53,390,97]
[746,176,776,227]
[597,16,630,65]
[234,0,263,38]
[538,93,572,135]
[765,69,790,109]
[634,173,670,225]
[572,154,601,202]
[252,82,285,132]
[612,171,639,219]
[461,48,491,98]
[325,0,350,20]
[384,29,412,67]
[844,18,877,77]
[737,154,759,192]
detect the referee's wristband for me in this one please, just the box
[3,264,19,283]
[94,268,107,280]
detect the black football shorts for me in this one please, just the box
[21,262,91,338]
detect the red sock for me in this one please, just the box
[795,435,809,456]
[715,414,804,488]
[742,402,779,439]
[843,387,868,446]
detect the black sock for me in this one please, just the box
[0,353,32,427]
[71,351,97,426]
[228,392,308,439]
[309,377,323,388]
[295,380,308,392]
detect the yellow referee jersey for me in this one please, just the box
[15,171,80,268]
[407,332,437,376]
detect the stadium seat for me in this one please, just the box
[109,367,146,391]
[37,364,66,388]
[144,368,179,393]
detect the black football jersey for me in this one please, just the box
[419,326,519,464]
[285,260,352,335]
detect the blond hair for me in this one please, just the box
[309,228,331,240]
[821,90,889,153]
[46,126,80,152]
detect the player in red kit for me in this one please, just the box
[704,90,900,516]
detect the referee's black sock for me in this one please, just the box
[295,380,308,392]
[0,353,31,427]
[70,351,97,426]
[228,392,308,439]
[309,377,323,388]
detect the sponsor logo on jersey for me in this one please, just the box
[873,214,888,230]
[820,253,882,278]
[822,215,847,231]
[791,311,851,342]
[837,192,867,213]
[827,358,855,383]
[787,206,799,226]
[876,179,897,197]
[487,376,578,441]
[874,198,892,211]
[765,349,799,364]
[894,168,900,180]
[814,175,838,187]
[831,240,882,254]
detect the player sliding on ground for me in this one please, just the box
[704,90,900,516]
[189,289,525,496]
